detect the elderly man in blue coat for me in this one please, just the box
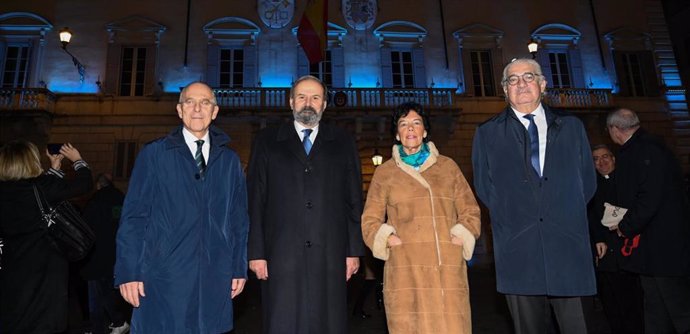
[115,82,249,333]
[472,58,597,334]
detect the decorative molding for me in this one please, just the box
[204,17,261,45]
[604,27,652,50]
[373,20,427,47]
[531,23,582,46]
[291,22,348,46]
[452,23,504,48]
[105,15,167,44]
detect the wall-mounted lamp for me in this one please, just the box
[527,40,539,59]
[372,148,383,167]
[59,27,86,83]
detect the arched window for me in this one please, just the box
[374,21,427,88]
[531,23,585,89]
[203,17,260,88]
[0,12,52,88]
[453,24,504,96]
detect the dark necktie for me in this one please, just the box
[195,139,206,176]
[302,129,313,155]
[524,114,541,177]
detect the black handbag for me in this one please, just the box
[33,184,95,261]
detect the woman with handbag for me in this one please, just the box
[0,140,93,334]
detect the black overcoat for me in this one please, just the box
[0,167,92,333]
[614,129,690,276]
[247,122,365,334]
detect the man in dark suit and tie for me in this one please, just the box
[247,75,366,334]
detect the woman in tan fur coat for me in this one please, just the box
[361,102,481,333]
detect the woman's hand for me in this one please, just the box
[451,236,464,246]
[46,149,64,170]
[59,143,83,162]
[387,234,402,247]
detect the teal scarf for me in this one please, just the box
[398,143,430,169]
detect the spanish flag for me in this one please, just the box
[297,0,328,65]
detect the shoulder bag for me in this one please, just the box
[33,184,95,261]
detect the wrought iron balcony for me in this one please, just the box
[213,87,458,110]
[0,88,56,113]
[543,88,612,109]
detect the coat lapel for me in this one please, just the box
[277,122,309,165]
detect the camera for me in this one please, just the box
[47,143,63,155]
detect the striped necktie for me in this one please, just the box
[302,129,313,155]
[195,139,206,176]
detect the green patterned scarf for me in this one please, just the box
[398,142,430,170]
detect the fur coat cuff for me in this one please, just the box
[372,224,397,260]
[451,223,476,260]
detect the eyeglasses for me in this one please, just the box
[504,72,540,86]
[180,98,216,109]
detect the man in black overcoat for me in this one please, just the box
[247,75,366,334]
[607,108,690,333]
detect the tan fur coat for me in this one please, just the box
[361,142,481,333]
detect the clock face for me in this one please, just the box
[259,0,295,29]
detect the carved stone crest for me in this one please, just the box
[342,0,376,31]
[258,0,294,29]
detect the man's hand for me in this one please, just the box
[231,278,246,299]
[595,242,607,260]
[119,281,145,307]
[249,259,269,280]
[346,257,360,281]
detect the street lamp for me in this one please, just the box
[527,40,539,59]
[59,27,86,83]
[371,149,383,167]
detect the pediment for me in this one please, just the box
[374,21,427,41]
[105,15,166,33]
[453,23,504,39]
[531,23,581,44]
[0,12,52,34]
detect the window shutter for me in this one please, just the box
[104,45,121,95]
[331,46,345,88]
[412,48,427,88]
[144,46,157,95]
[0,41,7,83]
[206,44,219,88]
[243,45,257,87]
[568,48,585,88]
[297,49,309,77]
[612,51,630,96]
[536,50,553,88]
[380,46,392,88]
[641,51,660,97]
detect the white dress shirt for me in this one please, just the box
[294,121,319,145]
[182,128,210,163]
[512,104,547,175]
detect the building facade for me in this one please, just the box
[1,0,688,253]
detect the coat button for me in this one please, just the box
[539,218,543,222]
[306,201,313,209]
[305,241,312,248]
[304,167,311,173]
[195,174,201,180]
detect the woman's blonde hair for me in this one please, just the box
[0,140,43,181]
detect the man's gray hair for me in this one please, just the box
[501,58,544,88]
[178,81,217,104]
[290,75,328,99]
[606,108,640,130]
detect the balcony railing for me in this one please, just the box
[543,88,612,108]
[213,88,457,110]
[0,88,56,113]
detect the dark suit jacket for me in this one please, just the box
[247,122,365,334]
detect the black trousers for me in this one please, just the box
[87,277,127,334]
[597,271,644,333]
[505,294,587,334]
[640,275,690,334]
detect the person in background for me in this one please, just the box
[472,58,597,334]
[0,141,92,333]
[606,108,690,333]
[115,82,249,333]
[361,102,481,333]
[587,144,644,333]
[81,173,130,334]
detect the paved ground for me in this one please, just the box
[230,255,613,334]
[66,256,612,333]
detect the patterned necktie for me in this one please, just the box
[524,114,541,177]
[195,139,206,175]
[302,129,313,155]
